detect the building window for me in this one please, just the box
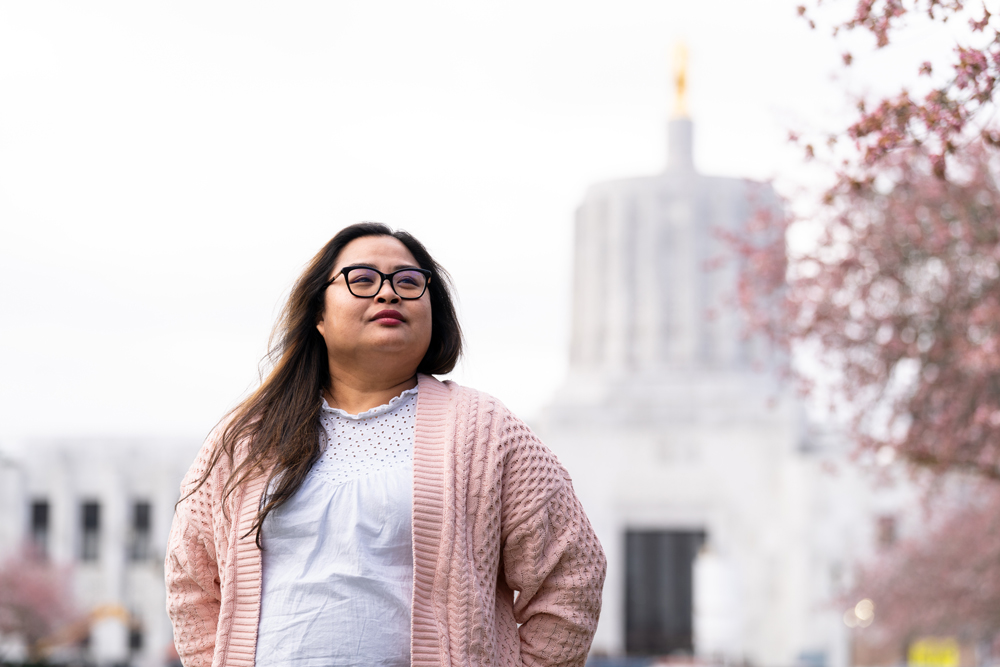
[877,515,897,549]
[30,499,50,558]
[128,625,144,652]
[129,501,152,562]
[625,529,706,656]
[80,501,100,562]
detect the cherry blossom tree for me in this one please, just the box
[736,0,1000,477]
[728,0,1000,650]
[0,547,78,663]
[848,482,1000,652]
[753,145,1000,477]
[797,0,999,179]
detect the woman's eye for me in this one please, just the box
[350,273,376,284]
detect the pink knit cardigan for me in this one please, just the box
[165,374,606,667]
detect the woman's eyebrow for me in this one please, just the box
[344,262,421,271]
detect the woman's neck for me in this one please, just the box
[324,371,418,415]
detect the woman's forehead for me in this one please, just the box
[333,236,418,270]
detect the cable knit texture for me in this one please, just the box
[166,374,606,667]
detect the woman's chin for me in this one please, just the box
[352,334,429,359]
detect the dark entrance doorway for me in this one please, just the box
[625,529,706,655]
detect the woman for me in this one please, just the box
[166,223,606,667]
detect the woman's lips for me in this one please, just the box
[372,309,405,324]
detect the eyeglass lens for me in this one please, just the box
[345,268,427,298]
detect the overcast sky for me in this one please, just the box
[0,1,964,445]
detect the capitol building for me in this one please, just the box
[0,63,914,667]
[537,58,914,666]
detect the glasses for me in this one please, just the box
[326,265,432,300]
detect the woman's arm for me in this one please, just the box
[165,441,225,667]
[498,414,607,667]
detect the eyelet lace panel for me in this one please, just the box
[314,387,417,485]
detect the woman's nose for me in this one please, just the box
[375,279,400,303]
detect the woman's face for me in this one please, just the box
[317,235,433,377]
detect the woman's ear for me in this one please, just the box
[315,296,328,333]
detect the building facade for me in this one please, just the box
[537,112,914,666]
[0,439,199,666]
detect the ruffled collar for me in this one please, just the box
[320,386,419,420]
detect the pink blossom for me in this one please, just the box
[850,484,1000,650]
[735,144,1000,479]
[0,546,79,662]
[817,0,998,178]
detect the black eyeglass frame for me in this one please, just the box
[325,265,433,300]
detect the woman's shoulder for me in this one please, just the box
[416,374,572,480]
[416,374,542,446]
[416,374,516,419]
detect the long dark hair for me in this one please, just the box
[184,222,462,546]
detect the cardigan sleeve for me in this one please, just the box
[165,437,225,667]
[497,411,607,667]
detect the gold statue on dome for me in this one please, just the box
[672,42,689,118]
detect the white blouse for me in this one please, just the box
[255,388,417,667]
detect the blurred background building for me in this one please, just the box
[536,58,916,667]
[0,440,198,666]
